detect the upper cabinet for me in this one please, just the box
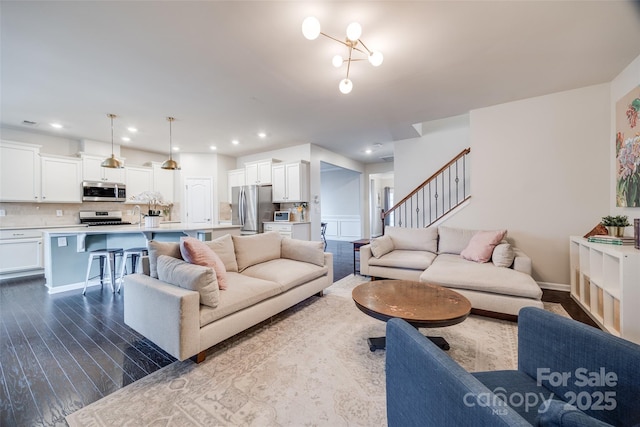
[40,154,82,203]
[0,141,41,202]
[80,153,125,183]
[151,162,175,203]
[125,165,153,202]
[227,168,246,203]
[272,161,309,203]
[245,159,278,185]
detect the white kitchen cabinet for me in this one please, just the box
[0,141,41,202]
[0,229,43,278]
[125,165,153,201]
[40,154,82,203]
[150,162,175,202]
[245,159,278,185]
[263,222,311,240]
[81,153,125,183]
[569,236,640,345]
[272,161,309,203]
[227,168,246,202]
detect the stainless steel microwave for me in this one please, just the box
[82,181,126,202]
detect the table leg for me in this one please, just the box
[367,335,450,352]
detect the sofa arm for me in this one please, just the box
[518,307,640,426]
[124,273,200,361]
[359,244,372,276]
[386,318,529,427]
[324,252,334,284]
[536,399,614,427]
[512,247,532,275]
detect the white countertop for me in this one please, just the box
[263,221,311,224]
[40,223,241,235]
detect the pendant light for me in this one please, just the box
[161,116,180,170]
[101,113,123,168]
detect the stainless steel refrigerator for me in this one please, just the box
[231,185,276,234]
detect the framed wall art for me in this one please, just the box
[616,85,640,207]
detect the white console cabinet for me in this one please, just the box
[569,236,640,344]
[264,222,310,240]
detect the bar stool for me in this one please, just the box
[117,247,149,291]
[320,222,328,250]
[83,248,124,295]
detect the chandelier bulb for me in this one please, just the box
[302,16,321,40]
[346,22,362,42]
[339,78,353,94]
[332,55,344,68]
[368,50,384,67]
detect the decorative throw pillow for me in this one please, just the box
[180,236,228,290]
[281,238,325,266]
[204,234,238,272]
[147,240,182,278]
[460,230,507,263]
[157,255,219,308]
[492,242,516,268]
[232,231,282,272]
[370,235,395,258]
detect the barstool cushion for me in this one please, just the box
[180,237,229,290]
[157,255,219,308]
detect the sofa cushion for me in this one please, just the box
[368,249,437,270]
[232,232,282,272]
[437,226,479,255]
[147,240,182,278]
[419,254,542,299]
[204,234,238,272]
[370,235,394,258]
[199,272,282,327]
[241,258,329,292]
[281,238,324,266]
[386,226,438,253]
[492,242,516,268]
[460,229,506,263]
[535,399,614,427]
[157,255,219,308]
[180,236,228,290]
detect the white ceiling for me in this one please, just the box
[2,1,640,164]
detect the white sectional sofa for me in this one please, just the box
[124,232,333,361]
[359,226,543,318]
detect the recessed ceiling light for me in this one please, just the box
[127,127,138,133]
[172,147,180,152]
[210,145,217,150]
[257,132,267,138]
[121,136,131,142]
[50,123,63,129]
[365,149,372,154]
[232,139,240,145]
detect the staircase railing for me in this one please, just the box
[381,148,471,232]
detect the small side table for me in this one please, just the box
[351,239,370,275]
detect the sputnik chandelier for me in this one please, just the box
[302,16,383,94]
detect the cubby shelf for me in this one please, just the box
[569,237,640,344]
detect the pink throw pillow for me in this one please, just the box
[180,237,228,290]
[460,230,507,263]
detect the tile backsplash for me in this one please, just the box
[0,202,180,228]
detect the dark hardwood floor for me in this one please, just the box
[1,239,597,426]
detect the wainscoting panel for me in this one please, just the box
[322,215,361,241]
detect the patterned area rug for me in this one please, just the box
[66,275,568,427]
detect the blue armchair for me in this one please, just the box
[385,307,640,426]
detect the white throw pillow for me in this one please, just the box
[281,238,325,266]
[370,235,395,258]
[492,242,516,268]
[157,255,219,308]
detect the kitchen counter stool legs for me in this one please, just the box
[83,248,124,295]
[117,247,149,292]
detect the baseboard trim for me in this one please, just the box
[538,281,570,292]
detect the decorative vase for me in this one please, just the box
[606,226,625,238]
[145,216,160,228]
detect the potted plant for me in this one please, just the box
[601,215,630,237]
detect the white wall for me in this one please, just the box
[1,126,83,156]
[444,84,611,286]
[610,54,640,222]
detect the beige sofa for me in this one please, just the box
[124,232,333,361]
[359,226,543,318]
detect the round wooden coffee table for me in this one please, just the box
[352,279,472,351]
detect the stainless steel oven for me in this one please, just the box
[82,181,126,202]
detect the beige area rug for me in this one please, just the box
[66,275,568,427]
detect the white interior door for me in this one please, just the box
[185,177,213,225]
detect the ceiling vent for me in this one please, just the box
[22,120,37,126]
[380,155,394,162]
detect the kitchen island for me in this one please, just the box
[42,223,241,293]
